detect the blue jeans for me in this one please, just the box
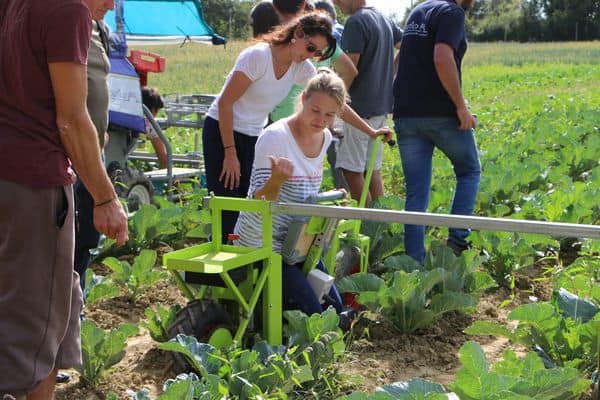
[394,117,481,264]
[283,261,343,315]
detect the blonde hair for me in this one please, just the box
[301,68,348,110]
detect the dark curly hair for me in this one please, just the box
[141,86,164,114]
[250,1,280,38]
[264,11,336,61]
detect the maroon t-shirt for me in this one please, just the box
[0,0,92,187]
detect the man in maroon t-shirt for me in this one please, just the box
[0,0,126,398]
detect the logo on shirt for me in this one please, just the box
[404,21,429,37]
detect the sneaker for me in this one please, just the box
[446,239,469,257]
[56,371,71,384]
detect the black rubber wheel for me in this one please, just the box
[125,182,152,212]
[167,299,234,373]
[112,168,153,212]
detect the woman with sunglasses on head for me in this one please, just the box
[269,6,358,123]
[234,69,346,316]
[204,12,392,243]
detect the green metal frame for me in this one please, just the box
[162,138,383,347]
[315,135,384,276]
[163,196,282,345]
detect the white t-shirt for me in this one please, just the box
[234,119,332,252]
[206,43,316,137]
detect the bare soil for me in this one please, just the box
[337,282,543,394]
[55,261,569,400]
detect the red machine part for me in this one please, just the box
[343,265,362,311]
[127,50,166,86]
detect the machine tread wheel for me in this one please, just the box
[113,168,153,212]
[334,245,361,281]
[167,300,234,373]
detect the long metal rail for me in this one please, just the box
[271,202,600,239]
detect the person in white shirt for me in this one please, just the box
[203,12,392,243]
[234,68,346,316]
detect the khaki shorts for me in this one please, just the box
[336,115,387,173]
[0,180,82,397]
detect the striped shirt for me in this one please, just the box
[234,119,332,253]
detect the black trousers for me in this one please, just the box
[202,116,258,243]
[74,178,100,290]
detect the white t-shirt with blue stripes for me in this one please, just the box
[234,118,332,253]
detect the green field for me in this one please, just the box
[137,40,600,91]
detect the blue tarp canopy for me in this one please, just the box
[105,0,226,45]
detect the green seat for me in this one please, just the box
[163,196,282,346]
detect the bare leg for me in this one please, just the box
[342,169,371,205]
[369,170,384,202]
[27,369,57,400]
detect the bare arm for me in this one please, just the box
[339,103,393,142]
[332,52,358,89]
[253,156,294,201]
[49,61,128,245]
[345,52,360,68]
[336,52,393,140]
[433,43,476,130]
[150,136,168,169]
[217,71,253,189]
[393,41,401,75]
[337,52,389,140]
